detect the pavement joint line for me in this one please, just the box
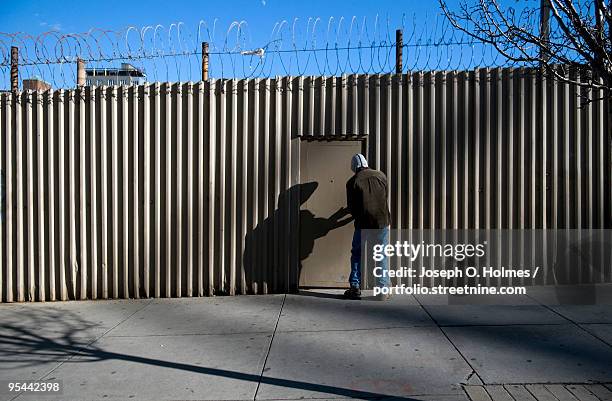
[415,298,485,386]
[256,394,465,400]
[86,324,451,337]
[525,293,612,349]
[255,392,467,400]
[523,384,543,401]
[254,397,347,400]
[438,323,574,327]
[463,382,612,386]
[105,330,276,338]
[275,324,436,333]
[465,371,477,383]
[254,293,287,401]
[93,299,157,338]
[7,299,156,401]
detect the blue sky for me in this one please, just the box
[1,0,446,34]
[0,0,520,85]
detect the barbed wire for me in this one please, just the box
[0,14,518,90]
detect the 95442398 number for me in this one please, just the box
[2,380,62,395]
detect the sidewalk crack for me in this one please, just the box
[527,293,612,349]
[415,298,486,386]
[253,294,286,401]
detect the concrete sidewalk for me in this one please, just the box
[1,287,612,401]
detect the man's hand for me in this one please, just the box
[330,207,349,219]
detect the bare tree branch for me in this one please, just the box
[439,0,612,96]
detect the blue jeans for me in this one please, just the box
[349,226,390,289]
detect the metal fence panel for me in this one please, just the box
[1,68,611,302]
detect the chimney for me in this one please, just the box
[11,46,19,92]
[77,58,86,86]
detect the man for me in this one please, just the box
[344,153,391,300]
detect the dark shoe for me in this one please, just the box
[343,287,361,300]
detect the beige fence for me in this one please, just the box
[1,68,611,302]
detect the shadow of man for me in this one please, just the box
[243,181,352,294]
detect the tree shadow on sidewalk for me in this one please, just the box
[0,307,418,400]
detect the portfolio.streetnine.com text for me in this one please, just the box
[373,284,527,296]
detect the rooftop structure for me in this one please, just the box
[85,63,146,86]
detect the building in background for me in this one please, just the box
[23,76,52,91]
[85,63,146,86]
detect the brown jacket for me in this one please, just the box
[346,168,391,229]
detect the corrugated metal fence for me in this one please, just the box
[1,68,611,302]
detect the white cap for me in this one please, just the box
[351,153,368,172]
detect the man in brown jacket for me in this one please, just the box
[344,154,391,300]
